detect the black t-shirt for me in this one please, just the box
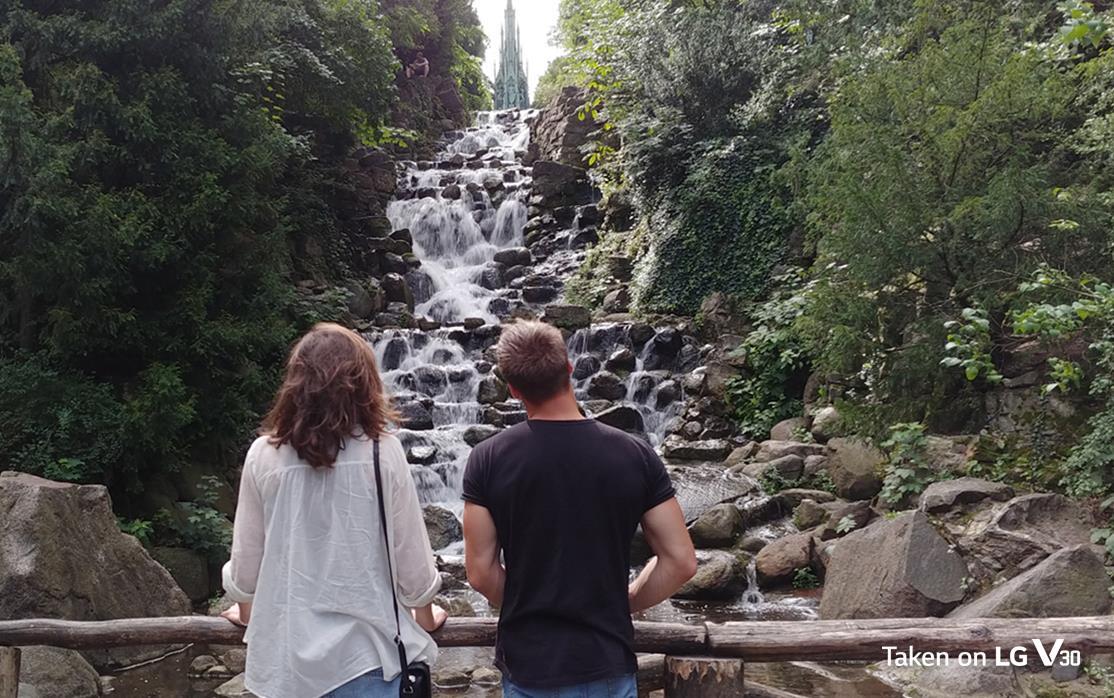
[462,418,676,688]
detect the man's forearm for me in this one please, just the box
[628,556,692,614]
[474,562,506,608]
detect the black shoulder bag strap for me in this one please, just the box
[373,438,429,697]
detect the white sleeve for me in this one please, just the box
[384,438,442,608]
[224,440,266,603]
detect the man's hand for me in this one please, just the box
[629,499,697,614]
[220,602,251,628]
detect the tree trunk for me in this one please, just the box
[664,656,743,698]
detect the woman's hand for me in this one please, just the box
[413,603,448,632]
[221,602,251,628]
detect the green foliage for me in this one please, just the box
[533,56,577,108]
[760,465,836,497]
[834,515,858,535]
[154,476,232,562]
[725,272,811,438]
[792,567,820,590]
[879,422,936,508]
[118,517,154,545]
[942,308,1003,384]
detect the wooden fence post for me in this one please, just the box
[664,656,743,697]
[0,647,20,698]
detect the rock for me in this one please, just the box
[463,425,500,447]
[462,317,485,331]
[381,272,413,307]
[587,371,627,400]
[655,380,681,408]
[674,550,748,600]
[746,455,804,482]
[477,375,509,404]
[919,478,1015,514]
[0,473,191,670]
[602,287,631,313]
[643,329,683,370]
[150,546,211,603]
[776,488,838,507]
[16,646,99,698]
[571,355,602,381]
[396,401,434,430]
[724,443,759,467]
[769,418,808,442]
[793,500,830,530]
[817,500,875,541]
[214,674,253,697]
[697,292,746,338]
[594,405,645,433]
[825,438,885,501]
[820,511,966,619]
[346,280,384,320]
[662,437,732,462]
[702,361,740,397]
[471,667,502,686]
[493,247,532,267]
[604,348,636,373]
[809,406,842,442]
[688,504,743,549]
[218,648,247,674]
[531,87,600,165]
[531,160,593,207]
[738,537,767,554]
[628,323,655,347]
[754,440,826,462]
[542,304,592,330]
[442,184,461,199]
[950,546,1111,620]
[955,493,1098,584]
[422,505,463,550]
[407,446,437,465]
[803,455,828,476]
[755,531,815,587]
[190,654,221,675]
[522,285,558,303]
[670,466,759,523]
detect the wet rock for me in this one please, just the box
[655,380,681,408]
[628,323,655,347]
[442,184,462,199]
[572,355,602,380]
[0,473,191,671]
[214,674,252,697]
[820,511,966,619]
[674,550,748,600]
[643,328,683,370]
[688,503,743,548]
[670,466,759,523]
[413,366,448,396]
[380,337,410,371]
[756,531,815,586]
[522,285,558,303]
[462,317,485,331]
[542,304,592,330]
[396,401,434,430]
[604,348,637,373]
[739,537,768,554]
[463,425,501,447]
[680,421,704,440]
[825,438,885,501]
[346,280,385,320]
[742,455,804,481]
[754,440,826,462]
[776,488,837,507]
[700,416,733,440]
[919,478,1015,514]
[383,252,410,275]
[769,417,808,442]
[477,375,509,404]
[433,670,471,690]
[588,371,627,400]
[662,437,732,462]
[408,446,437,465]
[594,405,644,434]
[478,263,506,291]
[950,545,1110,620]
[382,273,413,307]
[724,442,758,467]
[817,500,876,541]
[422,505,463,550]
[530,160,593,207]
[493,247,532,267]
[17,646,100,698]
[809,406,842,442]
[793,500,830,530]
[602,287,631,314]
[471,667,502,686]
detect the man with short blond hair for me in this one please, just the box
[463,320,697,698]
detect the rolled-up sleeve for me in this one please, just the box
[385,440,442,608]
[224,441,265,603]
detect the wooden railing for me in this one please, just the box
[2,616,1113,696]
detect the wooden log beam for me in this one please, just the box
[707,616,1114,662]
[664,656,744,698]
[0,647,19,698]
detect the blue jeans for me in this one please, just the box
[324,668,401,698]
[502,674,638,698]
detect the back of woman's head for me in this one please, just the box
[263,323,396,468]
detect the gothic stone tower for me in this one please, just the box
[493,0,530,109]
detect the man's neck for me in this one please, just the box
[523,390,585,422]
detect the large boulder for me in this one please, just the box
[919,477,1014,514]
[809,406,842,442]
[530,160,593,207]
[769,418,807,442]
[476,375,509,404]
[0,473,191,670]
[16,646,100,698]
[755,531,815,587]
[820,511,967,619]
[952,493,1099,586]
[670,466,758,523]
[422,505,463,551]
[950,545,1111,620]
[662,437,732,463]
[688,504,743,549]
[593,405,645,434]
[541,304,592,330]
[825,438,884,501]
[673,550,748,601]
[531,86,599,167]
[150,546,211,603]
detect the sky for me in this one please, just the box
[473,0,563,97]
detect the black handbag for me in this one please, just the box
[373,438,433,698]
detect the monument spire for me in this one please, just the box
[492,0,530,109]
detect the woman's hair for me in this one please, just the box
[262,323,397,468]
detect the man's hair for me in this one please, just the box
[496,321,571,403]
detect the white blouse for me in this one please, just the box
[223,433,442,698]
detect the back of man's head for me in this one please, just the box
[495,321,571,404]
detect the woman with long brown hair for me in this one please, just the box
[221,323,447,698]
